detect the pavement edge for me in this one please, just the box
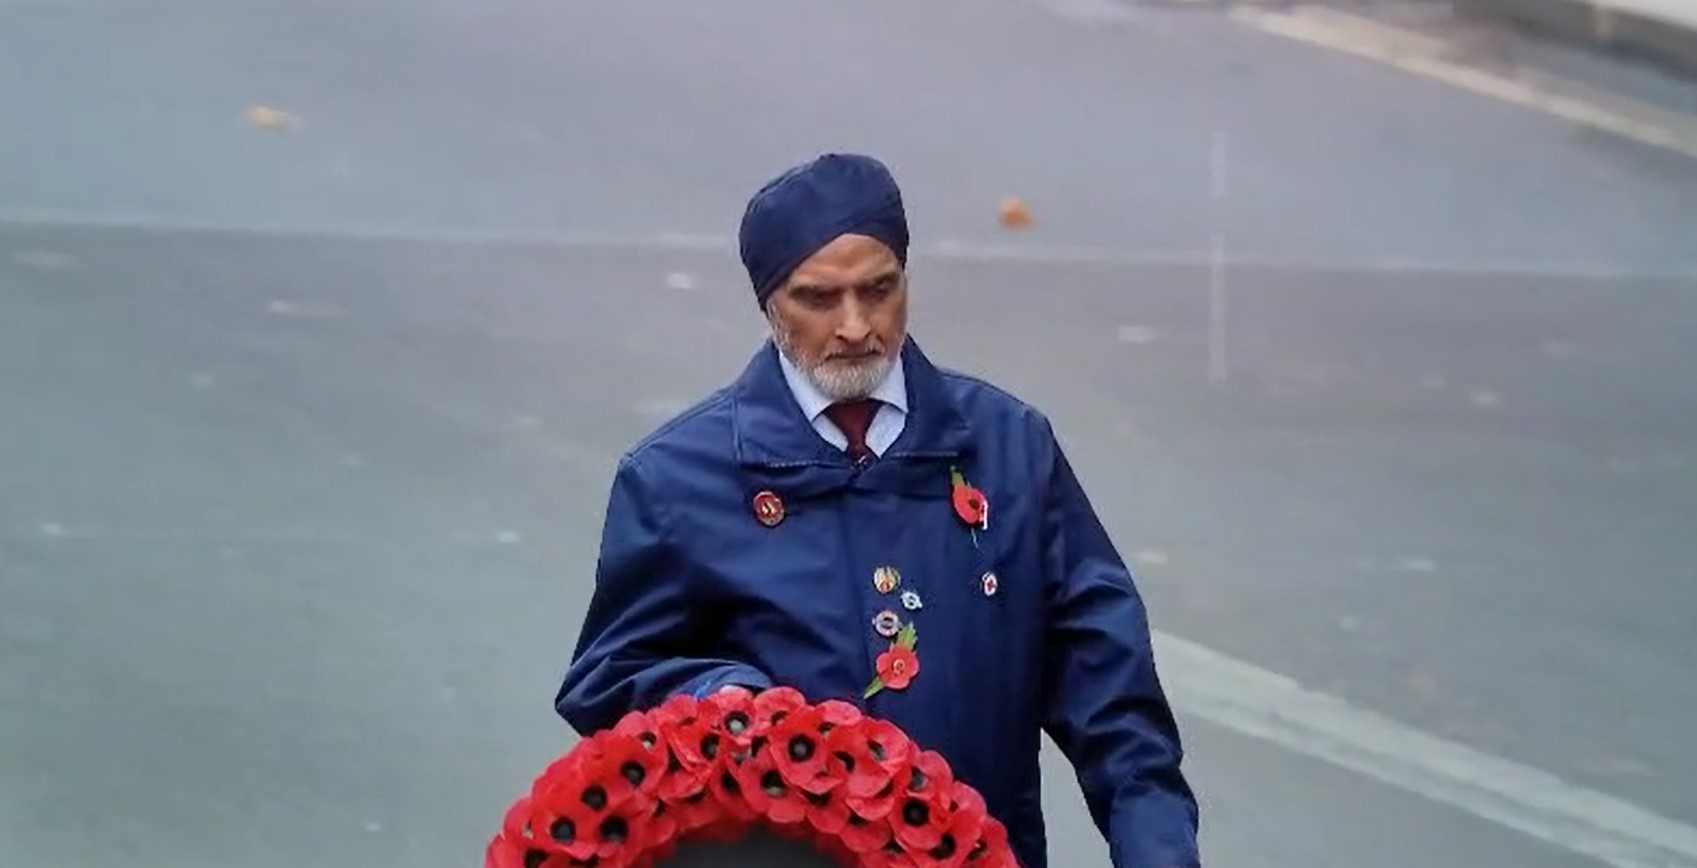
[1453,0,1697,78]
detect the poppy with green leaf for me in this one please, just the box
[864,623,919,698]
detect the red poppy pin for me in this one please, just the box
[863,622,919,699]
[949,467,988,545]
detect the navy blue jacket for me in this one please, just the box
[556,338,1199,868]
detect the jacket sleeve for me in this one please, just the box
[554,455,773,736]
[1037,429,1201,868]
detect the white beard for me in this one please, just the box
[770,317,899,402]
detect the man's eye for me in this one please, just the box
[862,280,895,299]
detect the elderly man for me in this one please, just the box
[556,153,1200,868]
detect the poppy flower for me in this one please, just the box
[828,718,914,801]
[844,776,899,822]
[483,836,532,868]
[891,791,950,853]
[769,703,836,793]
[731,743,809,825]
[911,781,989,868]
[565,735,643,811]
[803,788,852,836]
[705,758,760,825]
[839,810,894,854]
[665,701,723,773]
[866,840,924,868]
[753,685,808,732]
[651,693,700,728]
[641,793,679,854]
[583,784,656,863]
[964,817,1014,867]
[944,781,989,845]
[890,750,957,853]
[527,766,609,855]
[818,699,864,730]
[529,751,589,802]
[665,788,722,833]
[613,709,667,772]
[949,468,988,529]
[875,646,920,692]
[599,728,669,799]
[905,751,957,805]
[500,794,540,847]
[657,749,711,804]
[526,784,601,863]
[703,687,760,757]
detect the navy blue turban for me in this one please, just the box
[738,153,910,309]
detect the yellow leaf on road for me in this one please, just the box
[247,105,296,131]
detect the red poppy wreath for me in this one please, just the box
[485,686,1018,868]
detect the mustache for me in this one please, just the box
[825,345,884,362]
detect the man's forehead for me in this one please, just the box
[785,265,903,294]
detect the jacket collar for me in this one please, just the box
[732,337,973,471]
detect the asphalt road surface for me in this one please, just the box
[4,1,1697,867]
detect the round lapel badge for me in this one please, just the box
[872,566,901,595]
[872,609,902,638]
[981,571,999,597]
[752,490,785,527]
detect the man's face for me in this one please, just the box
[767,233,908,401]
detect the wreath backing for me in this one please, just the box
[486,686,1019,868]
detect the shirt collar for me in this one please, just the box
[777,344,910,422]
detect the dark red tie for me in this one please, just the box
[824,399,880,463]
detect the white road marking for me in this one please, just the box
[265,299,345,319]
[5,207,1694,280]
[1133,548,1171,566]
[1207,230,1229,384]
[11,249,75,270]
[1209,129,1229,203]
[1155,630,1697,868]
[1231,4,1697,162]
[1207,131,1230,386]
[1034,0,1143,24]
[1116,324,1161,344]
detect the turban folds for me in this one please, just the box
[738,153,910,308]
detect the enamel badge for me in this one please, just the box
[872,609,902,638]
[981,571,999,597]
[872,566,901,595]
[752,490,785,527]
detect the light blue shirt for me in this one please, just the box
[776,347,909,457]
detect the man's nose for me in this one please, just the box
[837,301,873,343]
